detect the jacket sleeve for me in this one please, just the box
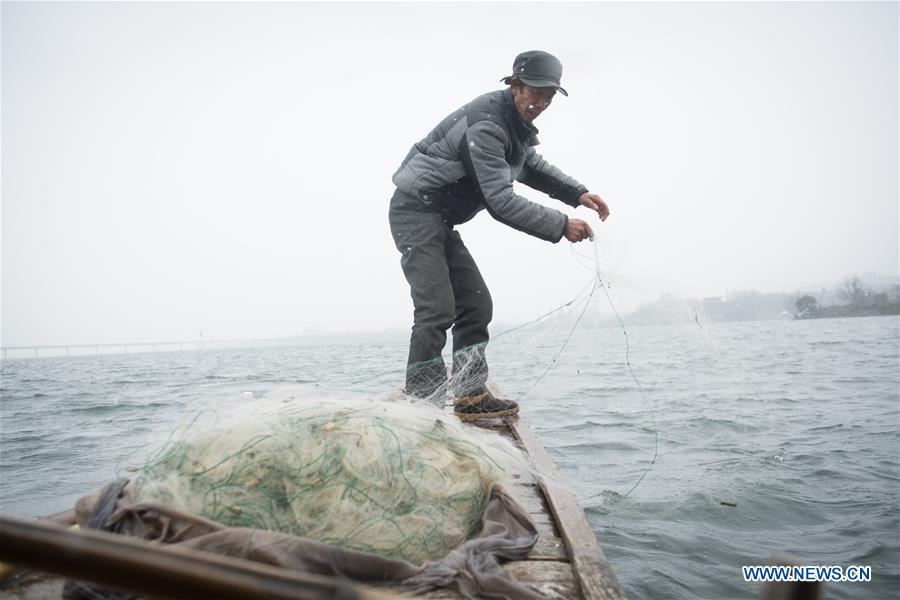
[517,146,589,208]
[459,121,568,243]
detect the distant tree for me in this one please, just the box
[838,276,869,306]
[794,295,818,318]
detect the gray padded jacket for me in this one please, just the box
[392,89,589,243]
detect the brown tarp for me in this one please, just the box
[64,479,545,600]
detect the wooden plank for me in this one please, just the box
[510,418,626,600]
[0,516,400,600]
[417,560,577,600]
[530,521,567,560]
[505,466,567,561]
[508,467,536,485]
[527,511,555,527]
[505,483,547,515]
[507,560,580,598]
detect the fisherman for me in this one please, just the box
[389,50,609,420]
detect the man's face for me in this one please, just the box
[510,83,557,123]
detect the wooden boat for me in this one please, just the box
[447,416,626,600]
[0,415,626,600]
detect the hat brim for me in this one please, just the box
[507,75,568,96]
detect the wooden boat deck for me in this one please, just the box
[0,415,625,600]
[419,415,626,600]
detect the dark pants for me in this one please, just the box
[389,189,492,399]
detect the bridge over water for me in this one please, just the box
[1,339,268,359]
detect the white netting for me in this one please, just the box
[133,397,525,564]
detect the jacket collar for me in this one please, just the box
[502,89,540,147]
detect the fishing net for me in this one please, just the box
[131,396,525,564]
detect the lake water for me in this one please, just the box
[1,315,898,599]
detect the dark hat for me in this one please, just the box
[501,50,568,96]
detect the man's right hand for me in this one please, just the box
[564,218,594,243]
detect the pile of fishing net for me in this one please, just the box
[131,396,524,564]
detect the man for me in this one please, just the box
[389,50,609,420]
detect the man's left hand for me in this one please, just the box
[578,193,610,222]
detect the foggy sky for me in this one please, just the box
[2,1,898,346]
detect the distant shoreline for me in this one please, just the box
[795,304,900,320]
